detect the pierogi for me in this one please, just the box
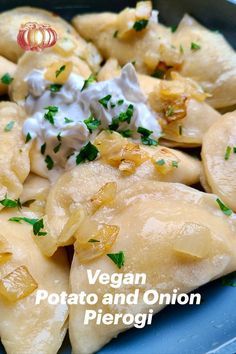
[0,209,69,354]
[202,111,236,211]
[69,181,236,354]
[0,102,30,208]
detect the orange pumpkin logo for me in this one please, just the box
[17,22,57,51]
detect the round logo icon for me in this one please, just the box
[17,22,57,51]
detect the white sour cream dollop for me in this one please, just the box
[23,63,162,170]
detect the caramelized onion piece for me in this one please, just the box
[0,265,38,302]
[90,182,117,213]
[0,234,12,265]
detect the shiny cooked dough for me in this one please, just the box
[0,102,30,207]
[98,58,221,146]
[10,50,91,104]
[173,14,236,109]
[72,6,181,74]
[45,144,200,251]
[0,209,69,354]
[69,181,236,354]
[0,56,16,96]
[202,111,236,211]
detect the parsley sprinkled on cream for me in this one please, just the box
[191,42,201,51]
[119,129,133,137]
[224,146,232,160]
[55,65,66,78]
[45,155,54,170]
[107,251,125,269]
[216,198,233,216]
[98,94,112,109]
[84,115,101,133]
[1,73,13,85]
[133,19,149,31]
[50,84,62,92]
[156,159,165,166]
[40,143,46,155]
[81,74,96,91]
[25,132,32,143]
[234,147,236,153]
[137,126,158,146]
[76,142,99,165]
[44,106,58,125]
[4,120,15,132]
[64,117,74,124]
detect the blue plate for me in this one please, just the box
[0,1,236,353]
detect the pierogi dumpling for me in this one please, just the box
[0,102,30,207]
[72,2,181,74]
[10,50,91,104]
[69,181,236,354]
[173,14,236,109]
[0,209,69,354]
[45,137,200,251]
[98,59,221,146]
[202,111,236,211]
[0,56,16,96]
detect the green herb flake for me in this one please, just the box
[1,73,13,85]
[171,25,177,33]
[84,115,101,133]
[224,146,232,160]
[4,120,15,132]
[55,65,66,78]
[76,142,99,165]
[151,69,165,79]
[88,239,100,243]
[25,132,32,143]
[40,143,46,155]
[0,197,21,209]
[191,42,201,51]
[179,125,183,135]
[33,218,47,236]
[44,106,58,125]
[109,117,120,131]
[119,129,133,137]
[81,74,96,91]
[64,117,74,124]
[216,198,233,216]
[137,126,158,146]
[110,102,116,108]
[137,127,153,137]
[166,106,174,117]
[53,143,61,153]
[117,99,124,106]
[107,251,125,269]
[234,146,236,153]
[57,132,62,141]
[45,155,54,170]
[9,216,39,225]
[172,160,179,168]
[133,19,149,32]
[221,272,236,287]
[49,84,62,92]
[98,94,112,109]
[156,159,165,166]
[118,104,134,124]
[113,30,118,38]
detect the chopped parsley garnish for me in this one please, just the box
[50,84,62,92]
[166,106,174,117]
[98,94,112,109]
[40,143,46,155]
[171,25,177,33]
[55,65,66,78]
[84,115,101,133]
[119,129,133,137]
[224,146,232,160]
[88,239,100,243]
[137,126,158,146]
[131,60,136,66]
[113,30,118,38]
[234,146,236,153]
[109,117,120,131]
[118,104,134,124]
[221,272,236,287]
[45,155,54,170]
[191,42,201,51]
[1,73,13,85]
[179,125,183,135]
[117,99,124,106]
[110,102,116,108]
[64,117,74,124]
[151,69,165,79]
[133,19,149,31]
[53,143,61,153]
[0,197,21,209]
[81,74,96,91]
[76,142,99,165]
[172,160,179,168]
[156,159,165,166]
[216,198,233,216]
[44,106,58,125]
[25,132,32,143]
[8,217,47,236]
[107,251,125,269]
[57,132,62,141]
[4,120,15,132]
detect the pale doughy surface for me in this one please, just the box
[70,181,236,354]
[0,209,69,354]
[202,111,236,211]
[0,102,31,207]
